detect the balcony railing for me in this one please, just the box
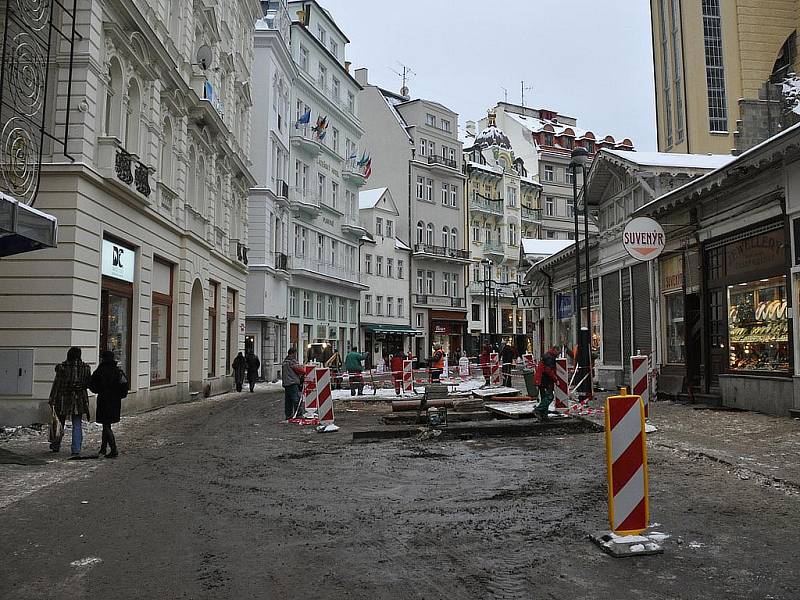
[201,79,225,119]
[469,281,519,297]
[257,4,291,40]
[275,252,289,271]
[469,195,504,215]
[413,243,471,261]
[343,158,368,179]
[289,186,320,211]
[483,240,505,255]
[291,253,362,284]
[413,294,465,308]
[428,154,458,170]
[184,203,207,240]
[521,206,542,222]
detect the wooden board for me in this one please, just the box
[485,401,539,419]
[471,386,520,399]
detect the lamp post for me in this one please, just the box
[570,147,590,396]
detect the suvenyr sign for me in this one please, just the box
[622,217,665,261]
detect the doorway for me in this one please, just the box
[189,279,204,391]
[685,293,702,390]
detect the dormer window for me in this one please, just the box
[564,137,574,149]
[317,26,326,45]
[544,132,554,146]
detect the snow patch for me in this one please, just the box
[782,74,800,116]
[70,557,102,568]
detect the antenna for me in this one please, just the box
[521,81,533,107]
[390,62,415,97]
[500,86,508,103]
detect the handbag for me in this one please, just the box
[48,406,63,445]
[117,368,129,398]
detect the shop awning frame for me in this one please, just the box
[363,324,423,336]
[0,193,58,257]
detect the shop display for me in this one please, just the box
[727,277,789,372]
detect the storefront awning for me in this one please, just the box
[0,193,58,257]
[363,324,423,335]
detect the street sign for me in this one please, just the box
[516,295,546,309]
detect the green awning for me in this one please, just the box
[363,324,422,335]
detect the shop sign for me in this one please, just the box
[516,295,546,309]
[101,239,135,282]
[556,293,573,320]
[427,296,453,307]
[660,255,683,293]
[433,322,451,335]
[725,229,784,278]
[622,217,665,261]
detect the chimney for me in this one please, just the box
[466,120,476,136]
[344,60,351,73]
[354,67,368,86]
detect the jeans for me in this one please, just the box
[57,414,82,454]
[537,386,554,415]
[284,384,300,419]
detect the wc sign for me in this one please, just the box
[102,239,135,282]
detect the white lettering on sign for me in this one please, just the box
[622,217,666,261]
[101,239,135,282]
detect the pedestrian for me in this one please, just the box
[500,340,515,387]
[246,350,260,392]
[281,348,305,419]
[479,343,492,385]
[390,353,404,396]
[430,344,445,382]
[48,346,91,458]
[344,347,367,396]
[231,351,246,392]
[89,350,129,458]
[325,349,342,389]
[534,347,559,421]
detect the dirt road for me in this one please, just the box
[1,390,798,599]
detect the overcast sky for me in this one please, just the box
[318,0,657,150]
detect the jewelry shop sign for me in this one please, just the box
[623,217,666,261]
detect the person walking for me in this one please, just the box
[281,348,305,419]
[390,353,404,396]
[500,340,515,387]
[231,351,246,392]
[246,351,261,393]
[479,343,492,385]
[344,347,367,396]
[48,346,91,458]
[89,350,129,458]
[534,347,559,421]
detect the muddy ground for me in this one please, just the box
[0,389,798,599]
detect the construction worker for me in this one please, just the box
[430,344,445,382]
[344,347,367,396]
[534,347,559,421]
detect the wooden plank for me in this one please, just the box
[485,401,539,419]
[471,386,520,399]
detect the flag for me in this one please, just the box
[312,115,328,140]
[295,107,311,128]
[364,158,372,179]
[357,152,370,167]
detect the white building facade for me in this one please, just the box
[0,0,261,424]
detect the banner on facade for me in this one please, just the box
[556,293,573,320]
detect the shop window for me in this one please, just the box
[226,288,237,375]
[664,293,685,364]
[501,308,513,334]
[208,281,219,377]
[100,238,135,378]
[150,259,173,385]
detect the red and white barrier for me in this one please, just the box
[604,393,649,535]
[630,355,649,418]
[489,352,501,385]
[555,357,569,410]
[315,368,334,424]
[402,360,413,393]
[522,353,536,371]
[301,367,318,412]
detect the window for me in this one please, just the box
[702,0,727,132]
[318,64,327,88]
[425,179,433,201]
[316,293,323,319]
[289,288,298,316]
[398,260,404,279]
[546,229,555,239]
[318,173,326,203]
[671,0,685,141]
[567,198,574,217]
[398,298,405,318]
[426,113,436,127]
[349,300,357,323]
[376,295,383,316]
[294,160,308,189]
[331,78,340,101]
[441,145,448,159]
[441,182,448,205]
[317,26,326,45]
[328,296,335,320]
[332,128,340,154]
[303,291,312,318]
[417,269,424,294]
[426,223,434,245]
[387,258,394,278]
[441,226,449,248]
[124,79,141,155]
[299,45,309,71]
[443,272,451,296]
[365,253,373,274]
[376,217,383,236]
[509,223,517,246]
[386,220,394,238]
[472,303,481,322]
[659,0,674,146]
[387,297,394,317]
[347,91,355,114]
[566,168,574,185]
[364,294,372,315]
[416,313,423,328]
[453,273,459,297]
[330,239,337,266]
[506,186,517,207]
[339,297,347,322]
[586,140,595,153]
[317,233,324,261]
[428,140,434,156]
[472,221,480,242]
[545,196,554,216]
[416,221,424,244]
[441,119,451,132]
[450,228,457,249]
[151,259,172,385]
[419,138,427,156]
[416,176,424,199]
[426,271,434,294]
[160,118,173,187]
[449,148,455,164]
[450,185,457,207]
[376,256,383,276]
[330,39,339,58]
[564,136,574,149]
[544,132,554,146]
[331,181,339,209]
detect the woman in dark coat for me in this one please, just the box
[89,350,128,458]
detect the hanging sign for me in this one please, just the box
[516,295,546,309]
[622,217,665,261]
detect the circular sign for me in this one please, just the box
[622,217,666,261]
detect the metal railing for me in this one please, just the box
[413,243,470,260]
[413,294,465,308]
[289,186,320,210]
[428,154,458,169]
[483,240,505,255]
[469,195,504,215]
[521,206,542,222]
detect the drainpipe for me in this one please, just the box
[358,237,365,353]
[408,146,414,354]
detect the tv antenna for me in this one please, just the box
[521,81,533,107]
[390,62,416,97]
[500,86,508,103]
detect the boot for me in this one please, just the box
[105,429,118,458]
[98,427,108,456]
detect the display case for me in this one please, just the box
[727,276,789,373]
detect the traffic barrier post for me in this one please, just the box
[630,354,650,418]
[315,368,334,424]
[489,352,501,385]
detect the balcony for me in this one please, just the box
[469,281,519,298]
[184,203,208,241]
[469,195,504,216]
[521,205,542,223]
[342,158,367,186]
[256,4,291,40]
[427,154,459,171]
[341,213,367,237]
[483,240,506,257]
[290,125,322,157]
[413,243,471,263]
[413,294,465,308]
[275,252,289,271]
[96,136,154,204]
[289,186,320,216]
[290,253,365,288]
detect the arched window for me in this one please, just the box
[416,221,424,244]
[196,156,206,213]
[509,223,517,245]
[441,226,449,248]
[124,79,141,155]
[104,58,123,137]
[450,228,458,249]
[187,147,197,210]
[425,223,433,245]
[160,117,173,186]
[484,224,491,244]
[215,176,224,229]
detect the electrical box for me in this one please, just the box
[0,349,34,395]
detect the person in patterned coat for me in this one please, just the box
[48,346,92,457]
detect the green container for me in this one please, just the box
[523,370,537,397]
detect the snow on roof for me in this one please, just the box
[359,187,388,210]
[521,238,574,256]
[602,149,735,170]
[466,160,502,175]
[395,237,411,251]
[507,112,590,140]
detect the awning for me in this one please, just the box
[0,193,58,257]
[363,324,422,335]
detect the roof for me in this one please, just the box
[602,149,735,171]
[521,238,574,256]
[474,123,511,150]
[634,121,800,217]
[526,239,600,276]
[395,237,411,252]
[358,187,388,210]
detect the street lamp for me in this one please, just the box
[570,146,590,396]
